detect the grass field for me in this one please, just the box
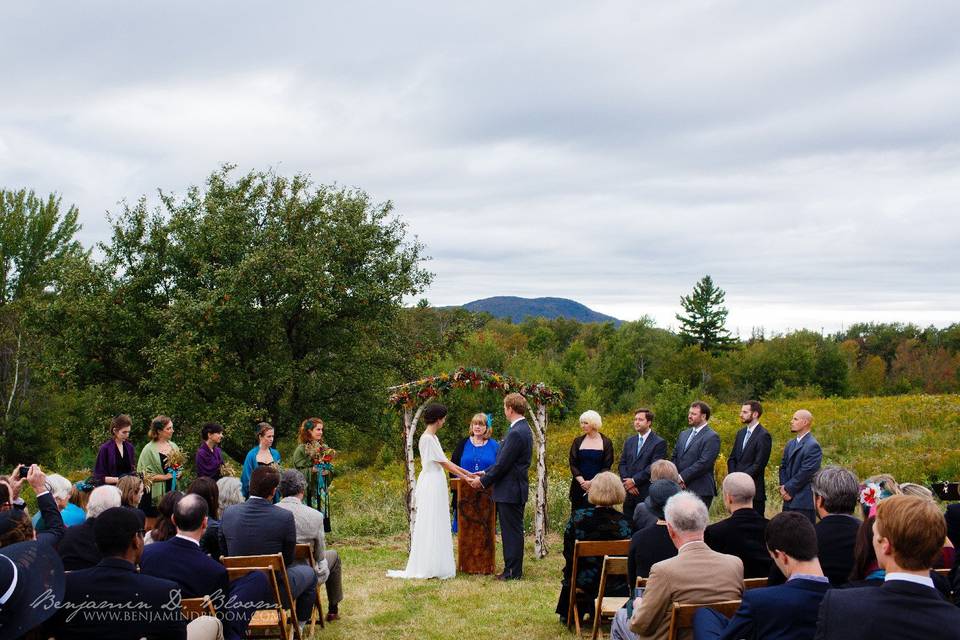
[313,394,960,638]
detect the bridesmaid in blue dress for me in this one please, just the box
[450,413,500,532]
[568,410,614,512]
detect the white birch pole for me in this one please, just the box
[403,401,430,544]
[528,402,549,558]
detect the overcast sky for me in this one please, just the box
[2,1,959,334]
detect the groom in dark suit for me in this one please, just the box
[617,408,667,520]
[778,409,822,524]
[469,392,533,580]
[671,401,721,509]
[727,400,772,515]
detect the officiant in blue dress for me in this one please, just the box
[568,410,615,512]
[450,413,500,532]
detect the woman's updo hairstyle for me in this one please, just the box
[255,422,274,441]
[111,414,132,435]
[422,403,448,425]
[298,417,324,445]
[148,415,172,440]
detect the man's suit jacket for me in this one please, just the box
[714,578,830,640]
[618,430,667,501]
[704,508,772,578]
[219,497,297,565]
[630,540,743,640]
[671,425,721,498]
[815,514,860,586]
[480,418,532,504]
[815,580,960,639]
[140,535,230,598]
[47,557,187,640]
[727,424,772,505]
[778,433,822,511]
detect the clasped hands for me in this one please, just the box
[622,478,640,496]
[464,470,485,489]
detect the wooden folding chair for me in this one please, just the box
[223,553,303,640]
[567,539,631,636]
[181,595,216,620]
[743,577,768,590]
[934,568,950,577]
[590,555,629,640]
[667,600,741,640]
[295,543,326,633]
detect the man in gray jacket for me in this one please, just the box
[277,469,344,621]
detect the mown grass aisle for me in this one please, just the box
[314,533,570,640]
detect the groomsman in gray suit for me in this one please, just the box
[671,401,721,509]
[727,400,772,515]
[618,408,667,520]
[778,409,822,524]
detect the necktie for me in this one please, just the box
[742,429,751,451]
[684,429,696,452]
[636,435,644,456]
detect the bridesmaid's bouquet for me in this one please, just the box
[220,460,239,477]
[165,449,186,474]
[305,441,337,468]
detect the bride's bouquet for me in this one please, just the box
[305,441,336,470]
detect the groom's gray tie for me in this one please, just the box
[636,435,644,457]
[683,429,696,452]
[742,429,751,451]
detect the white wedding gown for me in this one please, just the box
[387,432,456,579]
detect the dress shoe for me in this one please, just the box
[495,572,520,581]
[325,612,340,622]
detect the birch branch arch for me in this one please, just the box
[387,367,563,559]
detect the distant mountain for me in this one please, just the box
[461,296,621,325]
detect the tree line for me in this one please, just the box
[2,167,958,470]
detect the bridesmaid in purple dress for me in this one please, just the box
[93,414,137,485]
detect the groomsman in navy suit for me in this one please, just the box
[778,410,822,524]
[671,401,721,509]
[618,408,667,521]
[727,400,772,515]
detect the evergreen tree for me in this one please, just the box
[675,275,735,354]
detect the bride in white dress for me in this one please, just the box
[388,403,477,579]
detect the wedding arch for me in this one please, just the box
[387,367,563,558]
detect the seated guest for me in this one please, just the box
[31,473,85,530]
[898,482,955,569]
[277,469,344,622]
[628,479,681,589]
[705,472,771,578]
[771,465,860,586]
[0,465,65,548]
[57,485,121,570]
[219,465,318,635]
[188,476,223,558]
[816,495,960,639]
[116,474,147,527]
[612,492,743,640]
[846,515,951,599]
[0,540,66,639]
[633,460,682,531]
[144,490,183,544]
[46,506,222,640]
[217,476,244,513]
[556,471,632,625]
[694,511,830,640]
[945,501,960,549]
[141,494,267,640]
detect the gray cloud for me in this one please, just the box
[1,1,959,331]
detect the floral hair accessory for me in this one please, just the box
[859,481,893,509]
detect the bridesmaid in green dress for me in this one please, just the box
[291,417,334,529]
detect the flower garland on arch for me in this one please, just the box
[387,367,563,410]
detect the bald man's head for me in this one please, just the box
[790,410,813,435]
[722,472,756,510]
